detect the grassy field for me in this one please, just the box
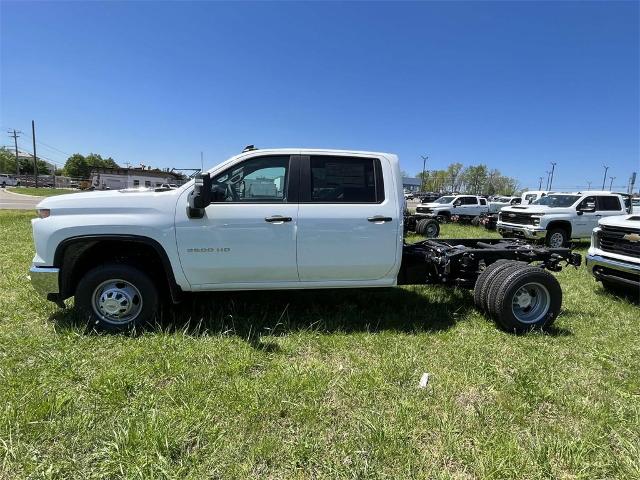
[6,187,78,197]
[0,210,638,479]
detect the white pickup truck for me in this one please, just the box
[29,148,581,332]
[497,191,630,247]
[586,214,640,294]
[414,195,488,221]
[0,173,20,187]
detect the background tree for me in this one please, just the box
[63,153,119,178]
[0,147,17,173]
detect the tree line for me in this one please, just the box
[0,147,120,178]
[409,162,520,196]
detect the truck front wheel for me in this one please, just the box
[545,228,568,248]
[75,264,159,331]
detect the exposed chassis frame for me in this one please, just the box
[399,238,582,287]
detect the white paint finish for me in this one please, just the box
[174,201,299,285]
[297,152,402,282]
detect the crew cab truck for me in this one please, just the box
[586,214,640,294]
[0,173,20,187]
[415,195,488,222]
[29,148,580,333]
[497,191,630,248]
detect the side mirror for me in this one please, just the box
[453,201,461,207]
[577,203,595,214]
[187,173,212,218]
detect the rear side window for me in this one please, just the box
[597,196,621,211]
[462,196,478,205]
[479,198,487,205]
[309,156,383,203]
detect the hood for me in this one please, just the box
[420,202,447,208]
[500,205,567,215]
[36,187,185,214]
[598,214,640,230]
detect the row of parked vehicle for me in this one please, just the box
[408,189,639,296]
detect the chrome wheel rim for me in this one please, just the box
[548,232,564,248]
[92,279,143,324]
[511,282,550,324]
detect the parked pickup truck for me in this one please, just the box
[0,173,20,187]
[29,148,581,333]
[415,195,488,221]
[586,214,640,294]
[497,191,630,247]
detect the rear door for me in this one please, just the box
[296,154,399,282]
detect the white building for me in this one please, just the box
[90,167,184,190]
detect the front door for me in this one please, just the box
[574,196,599,237]
[296,154,400,282]
[175,154,299,286]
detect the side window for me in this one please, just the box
[597,196,622,211]
[145,180,151,188]
[578,196,596,210]
[309,156,382,203]
[479,198,487,205]
[463,196,477,205]
[211,155,289,203]
[133,180,140,187]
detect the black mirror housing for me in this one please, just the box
[188,173,211,218]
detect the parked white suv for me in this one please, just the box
[415,195,488,220]
[586,214,640,294]
[498,191,629,247]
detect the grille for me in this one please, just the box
[499,212,534,225]
[416,206,432,213]
[599,227,640,259]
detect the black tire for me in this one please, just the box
[477,261,524,313]
[75,264,159,331]
[473,259,512,311]
[422,219,440,238]
[545,228,568,248]
[471,216,480,227]
[439,211,451,222]
[415,219,428,235]
[486,263,534,318]
[492,267,562,332]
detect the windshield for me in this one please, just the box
[532,194,580,207]
[433,196,455,204]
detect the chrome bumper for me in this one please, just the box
[586,254,640,286]
[29,266,60,297]
[497,223,546,240]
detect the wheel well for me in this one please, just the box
[439,210,451,218]
[55,236,182,303]
[546,221,572,237]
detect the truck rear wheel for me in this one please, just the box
[420,218,440,238]
[473,259,512,311]
[490,266,562,332]
[75,264,159,331]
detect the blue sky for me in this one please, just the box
[1,1,638,190]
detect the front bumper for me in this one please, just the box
[29,266,60,297]
[497,223,547,240]
[586,254,640,287]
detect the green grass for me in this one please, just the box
[6,187,78,197]
[1,210,639,479]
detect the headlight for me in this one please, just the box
[592,227,601,248]
[532,215,543,226]
[36,208,50,219]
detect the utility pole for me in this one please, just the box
[538,176,543,190]
[549,162,557,190]
[31,121,38,188]
[420,155,428,192]
[587,181,592,190]
[200,151,204,173]
[7,129,22,176]
[629,172,636,195]
[609,176,615,191]
[602,165,609,190]
[545,171,551,190]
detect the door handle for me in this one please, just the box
[265,215,292,223]
[367,216,393,223]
